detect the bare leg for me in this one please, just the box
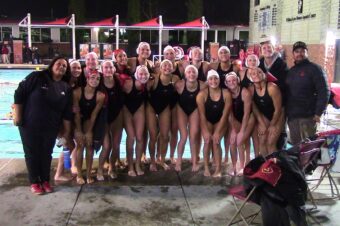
[133,106,146,176]
[54,152,72,181]
[146,104,158,172]
[108,113,123,179]
[170,106,178,164]
[97,126,111,181]
[203,124,213,177]
[158,107,171,171]
[188,110,200,172]
[175,106,188,172]
[123,107,136,177]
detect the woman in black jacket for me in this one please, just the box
[13,56,73,195]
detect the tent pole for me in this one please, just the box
[158,15,163,62]
[72,14,76,60]
[115,15,119,50]
[201,16,205,53]
[28,13,32,48]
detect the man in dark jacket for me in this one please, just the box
[286,41,330,145]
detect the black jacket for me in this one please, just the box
[286,59,330,119]
[259,55,289,105]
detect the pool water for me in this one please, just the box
[0,69,198,159]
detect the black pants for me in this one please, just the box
[19,127,57,184]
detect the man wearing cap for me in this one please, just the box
[286,41,330,145]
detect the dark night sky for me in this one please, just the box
[0,0,249,25]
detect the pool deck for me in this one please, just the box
[1,65,340,225]
[1,159,340,226]
[0,63,47,69]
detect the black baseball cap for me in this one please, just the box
[293,41,308,51]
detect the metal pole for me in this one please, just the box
[201,16,205,52]
[28,13,32,48]
[72,14,76,60]
[115,15,119,50]
[158,15,163,61]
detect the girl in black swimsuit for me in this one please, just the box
[54,60,82,181]
[147,59,180,171]
[225,72,255,176]
[189,47,209,82]
[162,45,184,165]
[175,65,206,172]
[97,60,124,181]
[197,70,232,178]
[122,65,150,176]
[248,68,284,156]
[73,71,105,184]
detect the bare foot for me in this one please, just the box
[54,175,72,181]
[212,171,222,178]
[108,170,117,179]
[116,160,126,170]
[141,154,148,164]
[170,157,176,165]
[128,170,137,177]
[136,169,144,176]
[175,163,182,172]
[87,177,95,184]
[71,167,78,175]
[237,169,244,176]
[204,169,211,177]
[103,161,110,170]
[76,176,85,185]
[160,162,170,171]
[192,164,200,172]
[149,163,157,172]
[96,173,104,181]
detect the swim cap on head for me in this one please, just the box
[207,69,219,80]
[163,45,175,54]
[85,51,98,60]
[136,42,150,55]
[218,46,230,55]
[134,65,150,84]
[225,71,240,84]
[70,59,81,66]
[188,46,202,60]
[245,54,260,68]
[160,59,173,69]
[184,65,198,76]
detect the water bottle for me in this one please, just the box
[63,147,71,169]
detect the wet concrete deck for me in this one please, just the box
[0,159,340,226]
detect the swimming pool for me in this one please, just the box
[0,69,196,159]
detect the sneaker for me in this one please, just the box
[41,181,53,193]
[31,183,44,195]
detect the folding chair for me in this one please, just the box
[298,147,322,210]
[227,158,282,226]
[227,185,261,226]
[309,131,340,199]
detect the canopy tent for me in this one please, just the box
[19,13,76,59]
[80,15,120,50]
[129,16,163,60]
[173,17,209,52]
[18,14,209,61]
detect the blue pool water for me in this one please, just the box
[0,69,195,159]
